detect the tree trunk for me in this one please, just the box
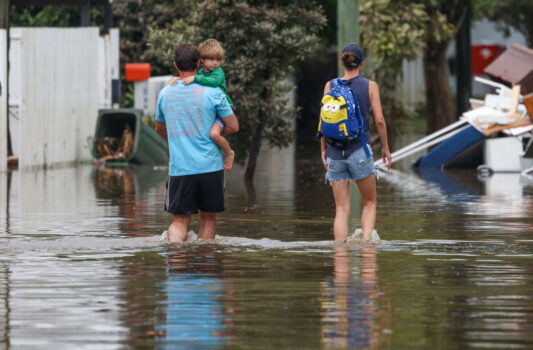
[244,177,257,208]
[423,40,455,134]
[244,75,270,182]
[244,121,264,182]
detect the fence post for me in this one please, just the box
[0,0,8,172]
[337,0,359,75]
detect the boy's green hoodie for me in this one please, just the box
[195,67,233,107]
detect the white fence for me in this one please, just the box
[397,57,426,106]
[0,29,6,172]
[8,27,119,169]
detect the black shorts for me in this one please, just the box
[164,170,225,215]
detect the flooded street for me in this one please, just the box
[1,144,533,349]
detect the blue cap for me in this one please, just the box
[342,43,364,67]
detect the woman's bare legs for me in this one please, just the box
[331,180,351,242]
[355,174,377,239]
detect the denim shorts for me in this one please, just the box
[325,145,376,182]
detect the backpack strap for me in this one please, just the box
[326,78,371,158]
[347,84,372,158]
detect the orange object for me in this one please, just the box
[125,63,151,81]
[524,93,533,119]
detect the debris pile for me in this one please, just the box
[93,125,134,162]
[463,43,533,174]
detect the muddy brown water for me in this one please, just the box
[0,145,533,349]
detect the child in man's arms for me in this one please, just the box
[170,39,235,170]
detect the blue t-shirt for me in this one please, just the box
[155,81,234,176]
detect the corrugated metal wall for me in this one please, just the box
[0,29,6,172]
[8,28,119,169]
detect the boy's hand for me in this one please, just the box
[182,76,194,85]
[169,77,180,86]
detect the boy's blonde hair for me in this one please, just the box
[198,39,224,60]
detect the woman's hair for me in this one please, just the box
[198,39,224,60]
[341,52,359,69]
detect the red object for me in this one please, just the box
[471,45,504,75]
[125,63,151,81]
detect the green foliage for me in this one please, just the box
[359,0,467,135]
[9,5,79,27]
[474,0,533,46]
[360,1,428,87]
[359,0,430,135]
[122,85,135,108]
[111,0,189,77]
[149,0,326,167]
[143,115,157,130]
[111,0,189,105]
[318,0,337,46]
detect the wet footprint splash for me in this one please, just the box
[346,229,382,245]
[160,230,198,242]
[160,229,383,249]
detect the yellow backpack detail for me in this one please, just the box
[318,94,349,138]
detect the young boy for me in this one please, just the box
[170,39,235,170]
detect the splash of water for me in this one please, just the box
[346,228,382,245]
[160,229,382,248]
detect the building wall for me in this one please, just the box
[8,28,119,169]
[0,29,6,172]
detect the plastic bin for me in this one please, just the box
[92,108,168,165]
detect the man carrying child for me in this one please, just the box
[171,39,236,170]
[156,43,239,242]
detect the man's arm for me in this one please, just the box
[220,114,238,135]
[195,67,225,87]
[155,121,168,141]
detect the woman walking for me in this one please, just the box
[320,43,391,242]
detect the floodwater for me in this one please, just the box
[1,143,533,349]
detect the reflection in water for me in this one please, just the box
[91,166,167,236]
[6,165,167,238]
[0,145,533,348]
[156,246,230,349]
[0,264,8,347]
[321,247,390,349]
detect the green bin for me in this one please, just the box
[92,108,169,165]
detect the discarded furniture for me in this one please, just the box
[484,43,533,95]
[377,76,532,173]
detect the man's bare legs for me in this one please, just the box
[167,212,217,241]
[198,211,216,240]
[210,123,234,170]
[355,174,377,240]
[168,214,190,241]
[331,180,351,242]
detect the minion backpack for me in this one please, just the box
[317,78,371,157]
